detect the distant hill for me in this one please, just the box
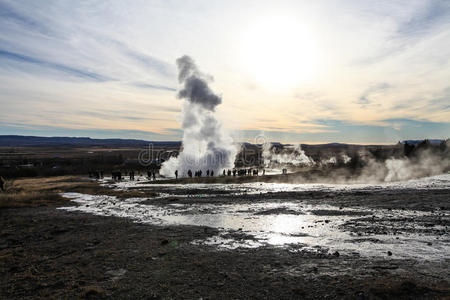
[0,135,444,148]
[0,135,181,147]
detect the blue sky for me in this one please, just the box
[0,0,449,143]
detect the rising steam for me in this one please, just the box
[260,141,449,183]
[160,56,237,177]
[262,143,314,167]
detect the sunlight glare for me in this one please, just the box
[240,15,319,91]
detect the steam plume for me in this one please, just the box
[160,56,237,177]
[262,143,314,168]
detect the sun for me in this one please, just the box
[240,15,319,91]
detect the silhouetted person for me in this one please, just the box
[112,171,121,181]
[199,170,202,177]
[175,170,178,179]
[223,170,226,176]
[404,141,415,157]
[188,170,192,178]
[0,176,5,192]
[206,170,210,176]
[152,171,156,181]
[211,170,214,177]
[228,169,232,176]
[262,169,265,176]
[233,169,236,176]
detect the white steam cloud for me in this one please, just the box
[262,143,314,167]
[260,142,449,183]
[160,56,237,177]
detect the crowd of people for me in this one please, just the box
[175,168,266,178]
[87,167,276,182]
[184,169,215,178]
[88,170,158,181]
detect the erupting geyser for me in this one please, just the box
[160,56,237,178]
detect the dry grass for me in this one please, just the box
[0,176,157,208]
[0,191,64,208]
[0,176,83,208]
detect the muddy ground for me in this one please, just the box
[0,179,449,299]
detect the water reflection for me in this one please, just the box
[60,191,449,261]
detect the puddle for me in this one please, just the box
[60,184,449,261]
[103,173,450,194]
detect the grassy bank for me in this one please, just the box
[0,176,157,209]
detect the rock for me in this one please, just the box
[82,286,105,298]
[333,251,340,257]
[105,268,127,281]
[292,287,305,295]
[160,239,169,245]
[387,251,392,256]
[427,242,432,246]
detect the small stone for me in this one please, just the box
[333,251,340,257]
[82,286,105,297]
[387,251,392,256]
[427,242,432,246]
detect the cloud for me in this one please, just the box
[0,122,182,141]
[0,1,57,37]
[132,82,176,92]
[357,83,391,106]
[396,0,450,37]
[0,49,110,81]
[0,1,449,143]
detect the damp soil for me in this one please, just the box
[1,188,449,299]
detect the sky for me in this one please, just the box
[0,0,449,144]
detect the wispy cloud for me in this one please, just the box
[0,1,57,37]
[357,82,391,106]
[0,0,449,143]
[133,82,176,92]
[396,0,450,37]
[0,49,110,81]
[115,41,175,79]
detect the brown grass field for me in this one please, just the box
[0,176,157,209]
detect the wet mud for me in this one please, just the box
[1,175,449,299]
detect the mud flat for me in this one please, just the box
[1,175,449,299]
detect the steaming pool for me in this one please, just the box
[60,174,450,261]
